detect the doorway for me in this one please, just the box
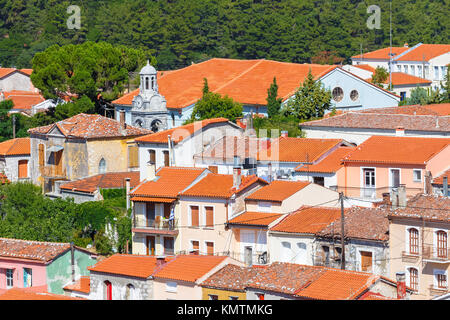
[146,236,155,255]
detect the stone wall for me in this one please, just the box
[89,271,153,300]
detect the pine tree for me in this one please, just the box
[266,77,282,118]
[202,78,210,96]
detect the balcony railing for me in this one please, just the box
[329,186,423,201]
[133,216,178,231]
[40,166,66,179]
[174,250,270,265]
[429,285,448,296]
[401,251,420,263]
[422,245,450,263]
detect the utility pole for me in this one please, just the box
[340,192,346,270]
[388,0,392,90]
[12,114,16,139]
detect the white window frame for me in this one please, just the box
[433,269,448,289]
[166,281,177,293]
[405,226,420,255]
[6,269,13,288]
[189,239,200,254]
[433,228,448,258]
[412,169,422,182]
[204,240,215,256]
[388,168,401,189]
[257,201,272,213]
[405,266,419,292]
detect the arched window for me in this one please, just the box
[409,228,419,254]
[151,76,155,90]
[99,158,106,174]
[125,284,135,300]
[408,267,418,291]
[104,280,112,300]
[145,77,149,90]
[437,231,448,258]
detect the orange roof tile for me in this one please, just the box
[0,288,86,300]
[28,113,151,139]
[228,211,283,227]
[395,44,450,61]
[0,68,17,79]
[63,276,90,294]
[353,64,376,73]
[342,136,450,165]
[130,196,176,203]
[351,47,410,60]
[200,264,265,291]
[0,138,30,156]
[361,104,450,116]
[135,118,232,144]
[295,147,355,173]
[88,254,174,279]
[152,255,228,283]
[423,103,450,116]
[245,180,310,202]
[258,137,344,163]
[19,69,33,76]
[130,167,206,199]
[388,194,450,223]
[113,58,336,109]
[382,72,431,86]
[2,91,45,110]
[0,238,71,263]
[270,206,341,234]
[180,173,267,199]
[294,267,380,300]
[433,168,450,185]
[60,171,140,194]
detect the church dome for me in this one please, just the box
[140,60,157,75]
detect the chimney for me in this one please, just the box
[119,110,126,130]
[395,126,405,136]
[281,131,288,138]
[233,156,242,189]
[404,43,409,48]
[268,162,273,183]
[125,178,131,210]
[147,162,156,181]
[398,184,406,207]
[425,171,433,195]
[443,176,448,197]
[382,192,391,206]
[396,272,406,300]
[156,256,167,268]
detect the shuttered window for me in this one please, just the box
[437,231,447,258]
[128,145,139,168]
[163,150,170,167]
[38,144,45,170]
[148,149,156,164]
[190,206,199,227]
[18,160,28,178]
[205,206,214,227]
[206,242,214,255]
[409,228,419,254]
[409,268,418,291]
[191,241,199,255]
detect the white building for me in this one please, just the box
[0,138,30,182]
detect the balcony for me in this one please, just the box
[40,166,66,179]
[132,216,179,235]
[429,285,449,297]
[401,251,420,263]
[422,245,450,264]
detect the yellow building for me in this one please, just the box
[200,264,263,300]
[28,113,150,194]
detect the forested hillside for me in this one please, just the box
[0,0,448,70]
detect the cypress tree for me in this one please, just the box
[266,77,282,118]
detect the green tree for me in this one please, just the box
[440,65,450,103]
[371,66,389,88]
[282,70,331,121]
[190,92,243,122]
[407,86,431,105]
[202,77,210,96]
[266,77,282,118]
[0,100,14,142]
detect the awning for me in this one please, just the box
[130,197,176,203]
[47,145,64,152]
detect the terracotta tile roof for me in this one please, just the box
[0,68,17,79]
[63,276,90,294]
[433,168,450,185]
[383,72,432,86]
[152,255,228,283]
[130,196,176,203]
[270,206,341,234]
[359,291,395,300]
[135,118,232,144]
[200,264,264,291]
[130,167,206,199]
[294,267,381,300]
[295,147,355,173]
[388,194,450,223]
[228,211,283,227]
[88,254,174,279]
[0,288,86,300]
[2,91,45,110]
[351,47,410,60]
[180,173,267,199]
[342,136,450,165]
[361,104,450,116]
[112,58,336,109]
[28,113,151,139]
[301,111,450,132]
[352,64,376,73]
[395,44,450,61]
[245,180,310,202]
[19,69,33,76]
[196,136,260,162]
[0,238,71,263]
[60,171,140,194]
[317,206,389,242]
[0,138,30,156]
[257,137,345,163]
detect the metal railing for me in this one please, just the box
[422,245,450,262]
[133,216,178,231]
[329,185,424,200]
[174,250,270,265]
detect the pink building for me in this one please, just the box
[340,136,450,204]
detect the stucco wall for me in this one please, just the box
[268,233,315,265]
[46,249,97,294]
[0,71,36,92]
[202,287,246,300]
[89,271,152,300]
[0,259,46,290]
[0,155,31,182]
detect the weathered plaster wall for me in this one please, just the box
[0,155,31,182]
[87,138,133,177]
[46,249,97,294]
[89,271,152,300]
